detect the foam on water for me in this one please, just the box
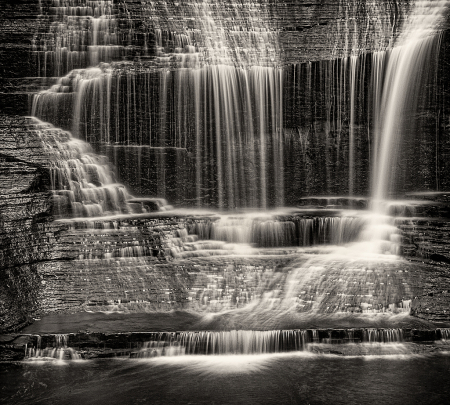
[146,353,297,375]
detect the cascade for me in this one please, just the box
[129,328,409,358]
[4,3,450,404]
[28,117,134,218]
[18,328,428,362]
[440,328,450,340]
[362,328,404,343]
[23,0,450,320]
[371,0,449,207]
[34,0,122,77]
[27,334,80,360]
[187,215,368,247]
[32,0,284,208]
[363,0,449,253]
[31,0,424,208]
[133,330,308,357]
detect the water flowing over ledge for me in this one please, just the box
[2,2,450,404]
[3,327,447,362]
[30,0,450,208]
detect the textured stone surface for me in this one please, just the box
[0,0,39,116]
[0,116,54,331]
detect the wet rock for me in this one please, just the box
[0,346,26,361]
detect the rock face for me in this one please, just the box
[0,116,55,331]
[0,0,39,116]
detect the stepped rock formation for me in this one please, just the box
[1,0,450,332]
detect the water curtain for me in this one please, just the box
[30,0,449,211]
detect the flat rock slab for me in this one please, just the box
[15,311,444,335]
[19,312,203,334]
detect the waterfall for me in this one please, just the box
[360,0,449,254]
[27,334,80,360]
[34,0,121,77]
[131,328,407,358]
[188,215,368,247]
[31,0,285,209]
[28,117,135,218]
[31,0,422,209]
[133,330,308,357]
[362,328,404,343]
[21,329,416,362]
[22,1,450,322]
[371,1,448,207]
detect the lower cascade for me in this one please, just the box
[20,328,450,361]
[26,335,80,361]
[131,328,407,357]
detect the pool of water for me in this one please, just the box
[1,351,449,404]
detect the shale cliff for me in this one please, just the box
[0,116,55,330]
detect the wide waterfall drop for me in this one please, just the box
[24,0,449,320]
[32,0,285,209]
[4,2,450,402]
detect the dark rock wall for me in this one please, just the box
[0,0,39,116]
[0,116,55,331]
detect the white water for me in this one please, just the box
[28,117,134,217]
[358,0,449,255]
[34,0,121,77]
[372,1,449,207]
[27,334,80,361]
[25,1,450,323]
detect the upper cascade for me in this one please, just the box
[29,0,450,209]
[34,0,122,77]
[33,0,281,73]
[147,0,280,68]
[32,0,416,76]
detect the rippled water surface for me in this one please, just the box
[2,352,450,404]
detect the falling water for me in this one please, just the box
[27,117,137,218]
[349,55,358,197]
[32,0,285,209]
[24,1,450,324]
[31,0,418,209]
[133,330,308,357]
[187,214,367,247]
[27,334,80,360]
[371,1,449,208]
[357,0,450,255]
[33,0,121,77]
